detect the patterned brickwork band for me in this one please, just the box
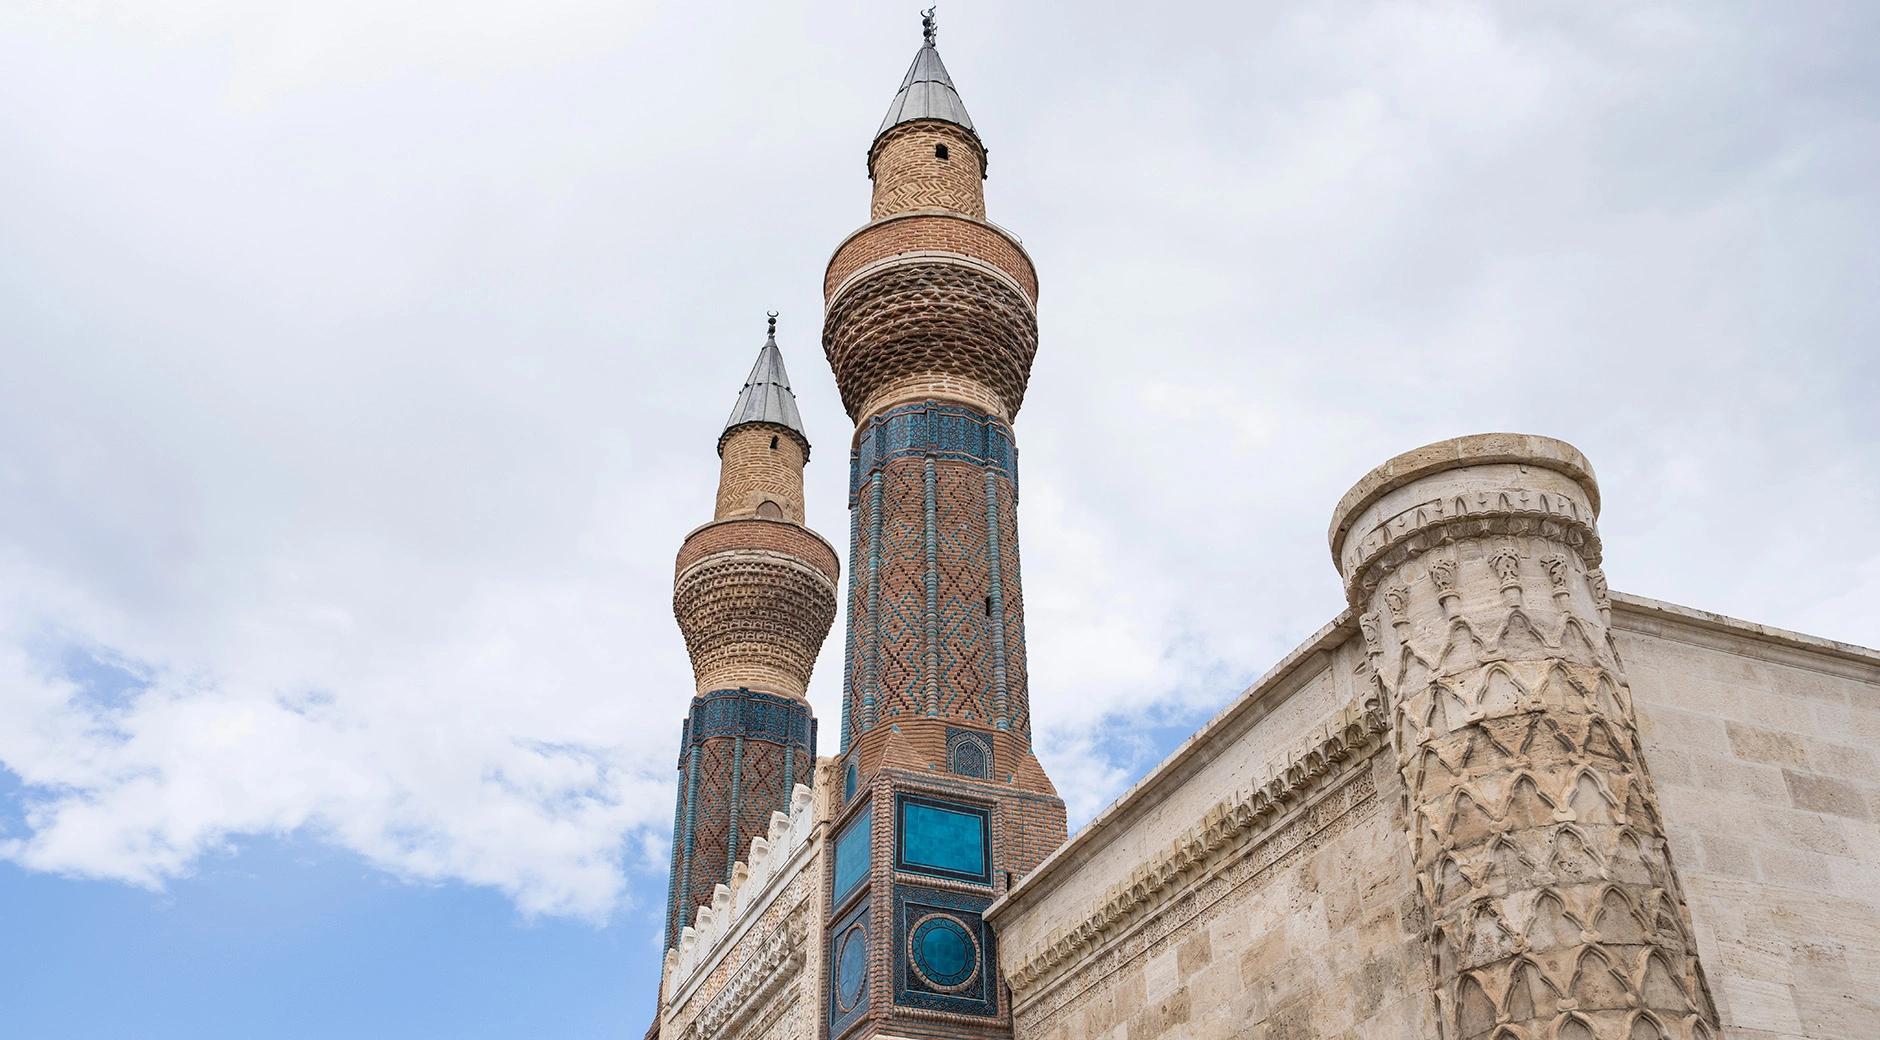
[849,400,1017,504]
[679,687,818,754]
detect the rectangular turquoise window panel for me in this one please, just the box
[896,796,989,884]
[833,807,871,904]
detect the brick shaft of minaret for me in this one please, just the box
[663,323,838,949]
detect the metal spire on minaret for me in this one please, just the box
[876,7,975,138]
[722,311,808,454]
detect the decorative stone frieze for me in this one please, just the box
[1000,694,1389,1000]
[1331,434,1720,1040]
[668,784,818,996]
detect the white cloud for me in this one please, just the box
[0,0,1874,914]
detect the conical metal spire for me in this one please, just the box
[722,312,808,453]
[876,9,975,138]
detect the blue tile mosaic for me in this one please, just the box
[946,727,992,779]
[828,897,871,1034]
[832,807,871,905]
[891,883,997,1017]
[848,401,1017,505]
[685,687,815,748]
[896,795,989,885]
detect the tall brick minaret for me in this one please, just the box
[821,12,1065,1037]
[663,314,839,948]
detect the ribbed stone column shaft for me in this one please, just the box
[1332,434,1719,1040]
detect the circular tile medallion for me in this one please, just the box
[835,925,867,1012]
[907,913,979,993]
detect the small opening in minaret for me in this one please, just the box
[935,143,949,160]
[984,595,993,617]
[769,434,779,449]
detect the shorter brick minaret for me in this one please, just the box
[663,314,839,948]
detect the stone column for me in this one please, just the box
[1329,434,1719,1040]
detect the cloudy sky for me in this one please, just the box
[2,1,1875,1035]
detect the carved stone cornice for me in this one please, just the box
[1001,694,1389,996]
[684,913,808,1040]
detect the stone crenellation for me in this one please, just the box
[667,783,818,992]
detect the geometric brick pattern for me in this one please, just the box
[673,544,838,698]
[824,260,1039,423]
[716,423,810,523]
[663,344,836,957]
[820,34,1066,1040]
[868,120,987,221]
[663,688,817,951]
[841,411,1025,742]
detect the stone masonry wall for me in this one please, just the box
[1008,749,1432,1040]
[992,626,1437,1040]
[1614,596,1880,1040]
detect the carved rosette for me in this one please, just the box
[1331,435,1718,1040]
